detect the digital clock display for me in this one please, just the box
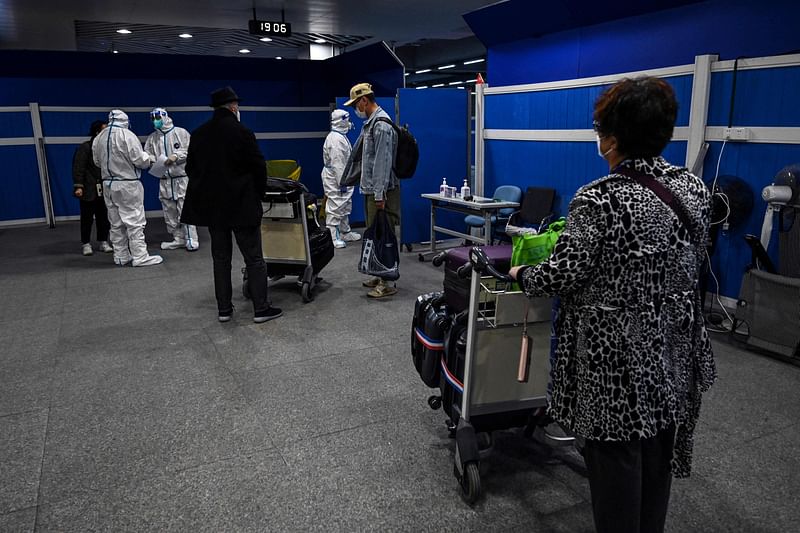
[248,19,292,37]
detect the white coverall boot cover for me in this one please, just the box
[342,231,361,242]
[329,226,346,249]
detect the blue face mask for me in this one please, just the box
[153,119,163,129]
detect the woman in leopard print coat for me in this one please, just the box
[510,77,715,533]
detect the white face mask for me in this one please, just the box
[596,134,613,159]
[354,108,367,120]
[235,109,241,122]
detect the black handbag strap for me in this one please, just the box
[613,165,697,245]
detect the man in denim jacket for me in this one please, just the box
[344,82,399,298]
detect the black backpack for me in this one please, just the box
[375,117,419,179]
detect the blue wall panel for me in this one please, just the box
[0,146,44,221]
[485,75,692,130]
[397,88,469,246]
[485,0,800,86]
[257,138,326,199]
[0,112,33,137]
[708,66,800,127]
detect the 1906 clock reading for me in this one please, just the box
[248,19,292,37]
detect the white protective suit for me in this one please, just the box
[322,109,360,246]
[144,108,199,251]
[92,109,162,267]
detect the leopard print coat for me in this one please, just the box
[518,156,716,477]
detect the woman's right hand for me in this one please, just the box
[74,187,83,198]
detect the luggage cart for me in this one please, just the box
[433,247,574,504]
[242,179,334,303]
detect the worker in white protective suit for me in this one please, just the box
[144,108,199,251]
[92,109,163,267]
[321,109,361,248]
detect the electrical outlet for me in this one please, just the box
[723,127,750,141]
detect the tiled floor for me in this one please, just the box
[1,220,798,532]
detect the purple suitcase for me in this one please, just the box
[443,244,513,312]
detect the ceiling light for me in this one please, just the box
[416,86,428,90]
[415,68,431,74]
[432,83,445,88]
[179,33,193,39]
[465,79,477,84]
[404,72,409,76]
[239,48,251,54]
[449,81,463,86]
[116,29,131,34]
[275,56,282,60]
[457,87,465,90]
[463,58,485,65]
[314,38,326,44]
[260,37,273,42]
[437,64,455,70]
[113,50,119,54]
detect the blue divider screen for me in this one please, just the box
[397,88,468,246]
[0,146,42,222]
[334,96,396,226]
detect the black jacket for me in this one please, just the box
[72,140,102,202]
[181,108,267,227]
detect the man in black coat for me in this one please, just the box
[181,86,282,323]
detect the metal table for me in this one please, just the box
[419,193,519,260]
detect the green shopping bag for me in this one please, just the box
[510,218,566,289]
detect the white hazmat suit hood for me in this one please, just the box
[331,109,352,135]
[150,107,174,132]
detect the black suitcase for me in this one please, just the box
[411,292,448,388]
[443,244,513,312]
[440,311,469,423]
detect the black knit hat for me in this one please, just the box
[210,86,240,107]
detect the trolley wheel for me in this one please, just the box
[405,243,413,252]
[431,251,446,267]
[242,280,251,300]
[460,462,481,505]
[301,281,313,303]
[427,395,442,410]
[418,253,425,262]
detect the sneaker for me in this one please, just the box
[82,243,93,256]
[160,239,186,250]
[342,231,361,242]
[367,282,397,299]
[362,277,381,288]
[132,255,164,267]
[99,241,113,253]
[186,241,199,252]
[254,307,283,323]
[218,307,234,323]
[333,239,346,249]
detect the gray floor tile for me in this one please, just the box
[0,410,48,514]
[38,373,274,504]
[35,449,292,533]
[0,506,37,533]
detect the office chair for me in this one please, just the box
[464,185,522,244]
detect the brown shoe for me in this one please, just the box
[362,277,381,288]
[367,282,397,298]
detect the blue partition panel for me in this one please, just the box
[708,66,800,127]
[397,88,468,245]
[334,96,396,226]
[485,75,693,130]
[0,112,33,137]
[0,146,44,221]
[258,138,326,198]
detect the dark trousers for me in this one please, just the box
[583,424,676,533]
[80,197,110,244]
[209,225,268,314]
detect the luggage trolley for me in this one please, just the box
[242,178,334,303]
[431,247,571,504]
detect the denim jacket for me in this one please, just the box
[356,107,398,201]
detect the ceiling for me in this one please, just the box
[0,0,498,60]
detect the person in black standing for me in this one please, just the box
[73,120,112,256]
[181,86,282,324]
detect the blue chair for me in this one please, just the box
[464,185,522,244]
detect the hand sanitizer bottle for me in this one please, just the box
[440,177,448,196]
[461,179,471,199]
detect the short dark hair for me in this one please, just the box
[89,120,105,138]
[363,93,376,104]
[593,77,678,158]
